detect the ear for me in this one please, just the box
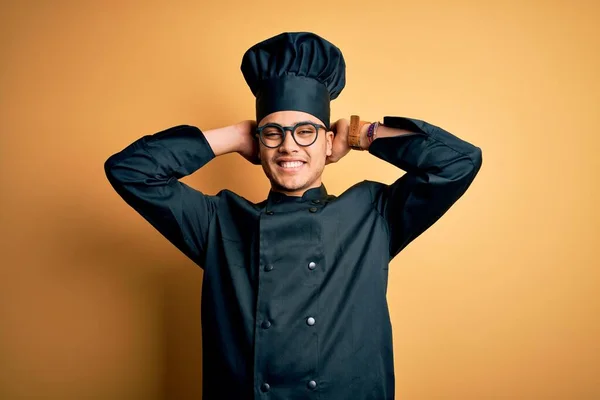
[325,130,334,157]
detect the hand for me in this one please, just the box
[235,120,261,165]
[326,118,351,165]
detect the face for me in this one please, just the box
[257,110,333,197]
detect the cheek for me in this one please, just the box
[260,150,285,177]
[308,148,327,169]
[259,148,270,163]
[259,150,272,172]
[316,142,329,160]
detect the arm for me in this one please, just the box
[104,122,255,267]
[363,116,483,259]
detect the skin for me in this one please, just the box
[256,110,334,197]
[202,110,411,197]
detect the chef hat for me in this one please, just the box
[240,31,346,129]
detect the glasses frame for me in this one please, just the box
[255,121,327,148]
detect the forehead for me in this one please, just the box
[259,110,324,126]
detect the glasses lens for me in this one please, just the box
[293,124,318,146]
[261,125,284,147]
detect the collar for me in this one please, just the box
[266,184,329,208]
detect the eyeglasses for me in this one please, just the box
[255,121,327,148]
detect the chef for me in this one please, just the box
[105,31,483,399]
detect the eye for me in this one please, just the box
[262,128,282,137]
[295,124,317,135]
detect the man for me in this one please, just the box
[105,32,482,400]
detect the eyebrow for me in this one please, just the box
[267,120,316,126]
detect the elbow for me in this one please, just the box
[455,145,483,190]
[443,145,483,190]
[104,154,117,181]
[470,145,483,176]
[104,152,127,189]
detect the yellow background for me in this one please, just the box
[1,0,598,399]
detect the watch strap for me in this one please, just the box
[348,115,370,150]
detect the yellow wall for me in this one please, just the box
[1,1,598,399]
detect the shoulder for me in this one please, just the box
[214,189,264,213]
[337,180,386,203]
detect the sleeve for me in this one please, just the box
[104,124,219,268]
[369,116,483,260]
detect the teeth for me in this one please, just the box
[281,161,303,168]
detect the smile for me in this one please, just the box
[276,160,306,171]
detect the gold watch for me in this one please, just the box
[348,115,370,151]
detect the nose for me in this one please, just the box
[278,128,300,153]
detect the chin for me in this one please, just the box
[269,173,310,190]
[275,179,307,192]
[263,163,320,194]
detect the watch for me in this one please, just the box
[348,115,370,150]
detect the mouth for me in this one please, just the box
[275,160,306,172]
